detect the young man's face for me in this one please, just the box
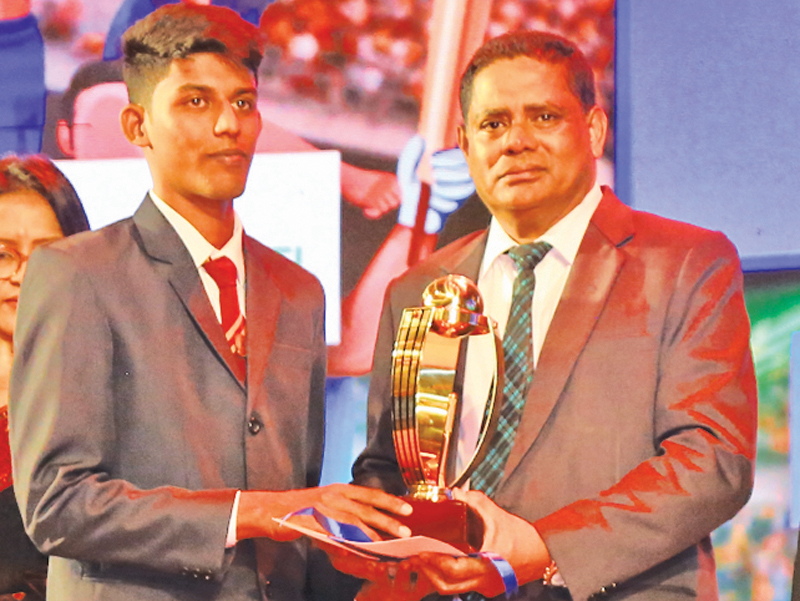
[140,52,261,208]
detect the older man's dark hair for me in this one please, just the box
[459,30,597,120]
[122,3,264,107]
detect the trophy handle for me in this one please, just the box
[392,309,503,494]
[391,275,503,497]
[450,321,503,489]
[391,307,434,487]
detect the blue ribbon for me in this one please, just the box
[469,552,518,598]
[280,507,518,598]
[281,506,373,543]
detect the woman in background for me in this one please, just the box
[0,154,89,601]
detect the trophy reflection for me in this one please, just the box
[391,274,502,552]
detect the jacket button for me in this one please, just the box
[248,414,263,435]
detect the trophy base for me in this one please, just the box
[396,497,484,553]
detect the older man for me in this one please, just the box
[349,30,757,601]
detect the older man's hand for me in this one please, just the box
[453,488,552,587]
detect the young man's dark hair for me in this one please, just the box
[459,29,596,120]
[121,3,264,106]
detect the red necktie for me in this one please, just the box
[203,256,246,358]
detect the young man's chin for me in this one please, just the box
[204,174,251,203]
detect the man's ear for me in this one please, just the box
[457,124,469,157]
[120,103,150,148]
[586,106,609,159]
[55,119,75,157]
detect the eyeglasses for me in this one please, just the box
[0,245,25,280]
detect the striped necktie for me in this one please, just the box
[469,240,552,497]
[203,256,246,358]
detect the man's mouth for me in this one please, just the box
[208,149,249,164]
[500,166,546,182]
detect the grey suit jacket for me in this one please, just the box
[9,196,328,601]
[353,188,757,601]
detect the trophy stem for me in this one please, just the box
[407,484,451,502]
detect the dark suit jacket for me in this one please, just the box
[353,188,758,601]
[9,196,328,601]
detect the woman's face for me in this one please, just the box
[0,190,63,342]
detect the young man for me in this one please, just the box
[347,31,758,601]
[9,5,409,600]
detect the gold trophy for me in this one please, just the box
[391,274,502,552]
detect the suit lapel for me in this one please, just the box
[437,230,487,280]
[132,196,246,387]
[502,189,635,481]
[243,237,282,408]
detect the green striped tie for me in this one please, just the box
[470,241,552,497]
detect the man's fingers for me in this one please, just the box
[404,554,503,598]
[318,498,411,540]
[309,504,387,541]
[326,550,388,580]
[315,484,413,538]
[332,484,413,516]
[452,488,492,510]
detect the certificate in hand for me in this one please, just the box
[272,517,466,560]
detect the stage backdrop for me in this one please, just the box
[2,1,795,599]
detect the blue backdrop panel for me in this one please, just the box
[616,0,800,270]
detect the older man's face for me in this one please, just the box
[458,56,606,237]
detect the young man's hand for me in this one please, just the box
[236,484,413,542]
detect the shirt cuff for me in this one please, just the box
[225,490,242,548]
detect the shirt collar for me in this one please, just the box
[149,190,245,281]
[480,182,603,277]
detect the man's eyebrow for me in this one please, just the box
[0,236,61,246]
[476,102,564,119]
[175,84,257,97]
[523,103,553,111]
[474,107,511,121]
[176,83,212,94]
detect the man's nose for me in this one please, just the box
[504,121,539,154]
[214,103,241,136]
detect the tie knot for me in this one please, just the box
[507,241,551,273]
[203,256,238,288]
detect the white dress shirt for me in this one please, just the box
[456,183,603,475]
[149,191,244,547]
[150,191,246,320]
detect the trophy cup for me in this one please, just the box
[391,274,503,553]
